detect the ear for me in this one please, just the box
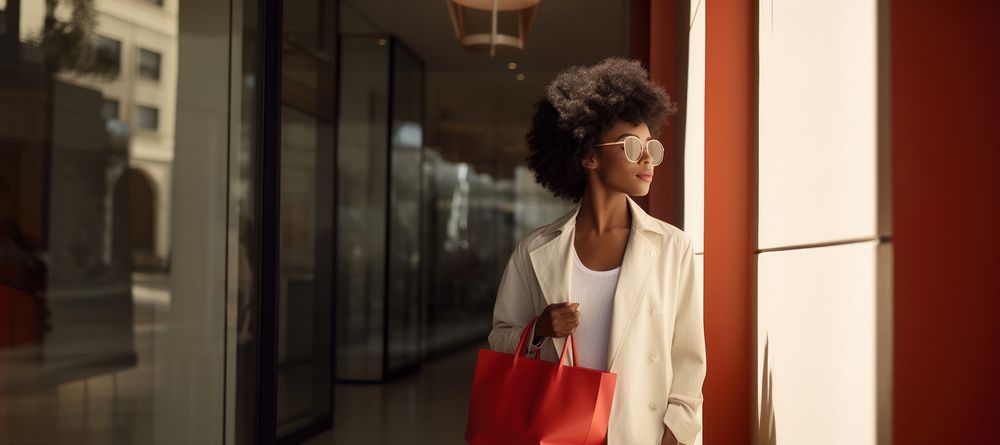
[581,149,599,170]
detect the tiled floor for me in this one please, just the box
[1,267,487,445]
[304,341,485,445]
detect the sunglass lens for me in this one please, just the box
[648,140,664,165]
[624,136,643,162]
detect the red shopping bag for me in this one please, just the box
[465,317,617,445]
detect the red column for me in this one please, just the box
[892,2,1000,442]
[704,0,754,443]
[644,0,680,226]
[643,1,755,442]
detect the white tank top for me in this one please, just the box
[570,245,620,371]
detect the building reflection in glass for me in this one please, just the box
[0,0,230,442]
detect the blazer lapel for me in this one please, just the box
[606,230,658,372]
[528,203,580,364]
[607,197,663,371]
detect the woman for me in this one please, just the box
[488,57,706,445]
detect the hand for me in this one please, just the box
[534,302,580,338]
[660,427,679,445]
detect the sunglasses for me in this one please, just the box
[592,135,665,166]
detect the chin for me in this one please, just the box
[630,187,651,197]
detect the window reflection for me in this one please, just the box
[0,0,229,442]
[273,0,338,436]
[334,35,425,381]
[335,35,390,382]
[137,48,161,81]
[421,150,525,355]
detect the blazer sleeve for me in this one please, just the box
[488,242,538,354]
[663,237,707,445]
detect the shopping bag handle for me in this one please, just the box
[513,317,540,363]
[513,317,579,368]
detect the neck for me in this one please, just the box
[576,188,631,235]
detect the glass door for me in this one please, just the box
[234,0,339,443]
[385,39,424,378]
[276,0,338,440]
[334,34,424,382]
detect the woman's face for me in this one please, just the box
[584,120,656,197]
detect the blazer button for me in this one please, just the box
[651,307,661,316]
[649,402,660,410]
[649,354,659,363]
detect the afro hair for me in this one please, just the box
[525,57,677,202]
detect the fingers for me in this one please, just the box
[551,303,580,336]
[550,302,575,309]
[542,302,582,337]
[549,303,580,321]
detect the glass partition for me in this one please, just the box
[335,35,390,382]
[274,0,338,436]
[335,34,423,382]
[385,39,423,377]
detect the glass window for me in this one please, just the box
[138,48,161,81]
[272,0,337,437]
[335,35,390,382]
[334,35,423,382]
[0,0,231,443]
[386,40,423,377]
[102,97,120,120]
[232,0,340,441]
[137,105,159,130]
[96,35,122,76]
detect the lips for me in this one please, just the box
[636,170,654,182]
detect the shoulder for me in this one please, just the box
[628,196,694,254]
[511,204,579,257]
[511,223,557,259]
[644,216,695,255]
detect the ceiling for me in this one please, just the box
[340,0,632,74]
[339,0,635,179]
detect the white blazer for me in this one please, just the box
[488,196,706,445]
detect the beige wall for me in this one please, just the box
[753,1,889,444]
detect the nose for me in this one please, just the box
[638,143,653,165]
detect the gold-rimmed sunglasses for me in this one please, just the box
[592,135,665,166]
